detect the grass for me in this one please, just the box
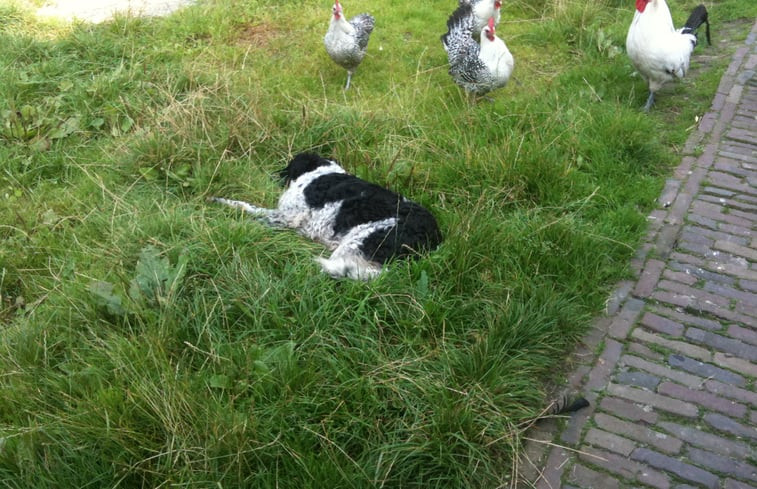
[0,0,754,487]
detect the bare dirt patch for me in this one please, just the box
[234,22,280,48]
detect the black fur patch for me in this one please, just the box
[302,173,380,209]
[359,205,443,264]
[303,172,443,259]
[278,153,332,185]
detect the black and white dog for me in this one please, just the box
[211,153,442,280]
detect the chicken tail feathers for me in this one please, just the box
[681,4,711,46]
[349,13,375,50]
[441,2,474,50]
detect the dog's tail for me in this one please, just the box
[316,255,382,281]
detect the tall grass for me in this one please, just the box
[1,0,754,486]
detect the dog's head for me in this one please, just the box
[278,153,334,186]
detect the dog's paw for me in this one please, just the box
[316,256,381,281]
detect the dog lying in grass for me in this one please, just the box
[211,152,442,280]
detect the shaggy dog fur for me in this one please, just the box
[211,152,442,280]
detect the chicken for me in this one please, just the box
[459,0,501,37]
[441,3,514,97]
[323,0,375,90]
[626,1,711,111]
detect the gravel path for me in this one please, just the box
[36,0,195,23]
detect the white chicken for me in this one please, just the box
[441,3,514,98]
[626,1,710,111]
[459,0,502,37]
[323,0,375,90]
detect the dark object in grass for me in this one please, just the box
[211,152,442,280]
[544,391,590,417]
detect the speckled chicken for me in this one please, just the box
[441,3,513,97]
[459,0,501,37]
[626,0,710,111]
[323,0,375,90]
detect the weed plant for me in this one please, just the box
[0,0,754,487]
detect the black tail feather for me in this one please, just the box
[682,4,711,46]
[441,2,473,48]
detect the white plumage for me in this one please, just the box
[626,0,710,111]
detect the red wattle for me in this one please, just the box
[635,0,648,13]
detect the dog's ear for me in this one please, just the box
[278,153,331,186]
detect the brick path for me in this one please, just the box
[521,20,757,489]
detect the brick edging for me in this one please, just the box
[519,19,757,489]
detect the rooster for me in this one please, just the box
[323,0,375,90]
[459,0,502,37]
[626,0,711,111]
[441,3,514,97]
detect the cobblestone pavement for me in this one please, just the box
[521,19,757,489]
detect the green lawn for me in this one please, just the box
[1,0,754,487]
